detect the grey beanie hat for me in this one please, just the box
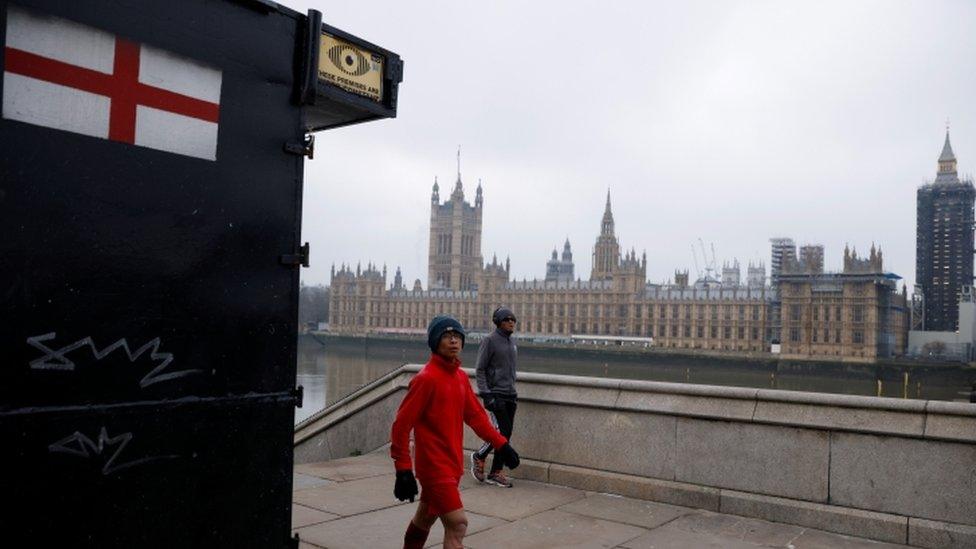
[492,306,516,326]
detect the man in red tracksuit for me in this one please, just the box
[391,315,520,549]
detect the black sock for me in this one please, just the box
[403,521,429,549]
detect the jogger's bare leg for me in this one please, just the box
[439,508,468,549]
[411,500,438,530]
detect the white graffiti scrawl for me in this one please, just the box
[48,427,179,475]
[26,332,202,387]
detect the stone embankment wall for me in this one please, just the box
[294,365,976,548]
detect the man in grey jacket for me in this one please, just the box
[471,306,519,487]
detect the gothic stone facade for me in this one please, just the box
[428,174,483,291]
[330,184,771,353]
[329,180,903,360]
[779,246,908,361]
[329,258,771,353]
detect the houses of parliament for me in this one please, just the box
[329,164,909,361]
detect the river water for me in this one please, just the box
[295,335,976,424]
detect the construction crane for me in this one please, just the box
[696,238,719,281]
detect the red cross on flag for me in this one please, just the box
[3,5,222,161]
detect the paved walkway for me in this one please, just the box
[292,451,910,548]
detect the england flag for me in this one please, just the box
[3,5,222,161]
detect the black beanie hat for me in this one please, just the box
[492,306,516,326]
[427,315,466,352]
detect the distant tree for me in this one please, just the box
[299,283,329,327]
[921,340,946,356]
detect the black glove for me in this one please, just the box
[394,470,418,502]
[495,443,520,469]
[481,395,497,412]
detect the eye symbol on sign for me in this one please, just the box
[328,45,371,76]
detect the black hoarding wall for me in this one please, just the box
[0,0,308,545]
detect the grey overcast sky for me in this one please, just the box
[291,0,976,292]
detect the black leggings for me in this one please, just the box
[475,399,517,473]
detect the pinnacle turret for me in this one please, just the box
[937,129,959,179]
[451,146,464,201]
[939,130,956,163]
[600,188,615,236]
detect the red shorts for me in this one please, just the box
[419,478,463,517]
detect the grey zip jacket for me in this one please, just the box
[475,327,518,397]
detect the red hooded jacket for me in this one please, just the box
[390,353,508,483]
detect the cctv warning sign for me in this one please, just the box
[319,32,384,102]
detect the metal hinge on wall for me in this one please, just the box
[292,385,304,408]
[284,134,315,158]
[280,242,310,268]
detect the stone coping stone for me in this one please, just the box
[752,400,925,437]
[518,371,624,390]
[615,389,757,420]
[719,489,907,544]
[923,412,976,442]
[462,509,647,549]
[908,518,976,549]
[924,401,976,442]
[621,379,759,400]
[925,400,976,417]
[756,389,927,412]
[518,381,620,408]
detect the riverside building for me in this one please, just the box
[779,246,909,361]
[329,167,906,360]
